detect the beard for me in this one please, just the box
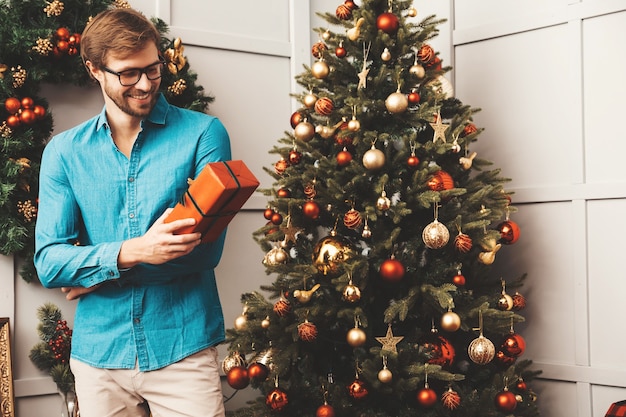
[104,83,158,118]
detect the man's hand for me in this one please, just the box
[118,208,202,269]
[62,285,101,300]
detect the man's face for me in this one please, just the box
[95,43,162,119]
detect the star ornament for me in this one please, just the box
[376,324,404,354]
[281,216,302,244]
[430,111,449,143]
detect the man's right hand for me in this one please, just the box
[117,208,202,269]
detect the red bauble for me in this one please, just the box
[290,111,304,129]
[452,272,466,286]
[516,379,528,391]
[337,148,353,167]
[33,104,46,119]
[247,362,269,382]
[335,45,346,58]
[56,40,69,53]
[427,170,454,191]
[408,91,420,104]
[494,390,517,413]
[311,41,327,59]
[19,109,37,125]
[21,96,34,109]
[379,258,405,282]
[497,220,520,244]
[68,33,81,46]
[417,44,436,65]
[500,333,526,357]
[343,208,362,229]
[274,158,289,175]
[336,4,352,20]
[298,320,318,342]
[263,208,275,220]
[266,387,289,412]
[462,123,478,137]
[55,27,70,40]
[316,403,336,417]
[407,154,420,167]
[513,292,527,310]
[347,379,368,399]
[270,212,283,225]
[454,233,473,253]
[6,115,20,128]
[226,366,250,390]
[416,387,438,407]
[421,333,456,367]
[303,200,320,219]
[273,299,291,317]
[276,188,291,198]
[288,149,302,165]
[315,97,334,116]
[4,97,21,114]
[377,12,399,34]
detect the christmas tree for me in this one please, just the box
[223,1,540,416]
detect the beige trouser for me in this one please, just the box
[70,347,225,417]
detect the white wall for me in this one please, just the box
[453,1,626,416]
[5,0,625,416]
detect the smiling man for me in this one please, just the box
[34,8,231,417]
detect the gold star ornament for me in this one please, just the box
[376,324,404,354]
[430,110,449,143]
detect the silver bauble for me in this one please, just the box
[422,219,450,249]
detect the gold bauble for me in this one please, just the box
[422,220,450,249]
[441,311,461,332]
[385,91,408,114]
[222,351,247,374]
[294,121,315,142]
[378,368,393,383]
[303,92,317,108]
[263,246,289,266]
[234,314,247,331]
[312,236,354,276]
[498,293,514,311]
[409,64,425,79]
[376,191,391,211]
[362,145,385,170]
[381,48,392,61]
[347,117,361,132]
[468,335,495,365]
[346,327,366,347]
[311,60,330,79]
[261,316,271,329]
[342,283,361,302]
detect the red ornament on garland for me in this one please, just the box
[266,387,289,412]
[303,200,320,219]
[377,12,399,34]
[494,388,517,413]
[226,366,250,390]
[380,256,405,282]
[416,387,438,407]
[497,219,520,244]
[4,97,21,114]
[33,105,46,120]
[19,109,37,125]
[6,115,20,128]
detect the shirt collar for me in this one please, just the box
[95,93,169,131]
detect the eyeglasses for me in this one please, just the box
[101,60,165,86]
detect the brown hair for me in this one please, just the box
[80,8,161,70]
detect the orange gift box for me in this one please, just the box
[165,160,259,242]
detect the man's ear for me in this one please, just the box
[84,60,100,82]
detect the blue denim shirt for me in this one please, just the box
[34,94,232,371]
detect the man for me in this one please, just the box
[34,8,230,417]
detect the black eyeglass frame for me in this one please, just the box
[101,60,166,86]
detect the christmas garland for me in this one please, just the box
[0,0,213,282]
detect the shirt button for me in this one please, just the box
[128,177,135,182]
[134,318,140,324]
[129,213,135,219]
[108,270,115,277]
